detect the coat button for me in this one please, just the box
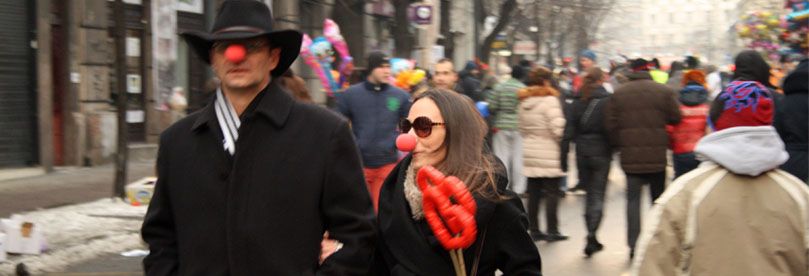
[220,172,229,180]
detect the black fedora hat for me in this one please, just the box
[180,0,302,76]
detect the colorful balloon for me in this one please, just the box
[417,166,478,250]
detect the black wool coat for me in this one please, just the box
[141,80,377,275]
[373,155,542,276]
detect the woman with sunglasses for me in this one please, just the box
[372,88,542,275]
[518,67,568,242]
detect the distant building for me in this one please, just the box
[594,0,771,68]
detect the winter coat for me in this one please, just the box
[518,86,567,178]
[487,77,525,131]
[336,81,411,168]
[632,126,808,276]
[666,82,709,154]
[560,86,611,170]
[775,59,808,182]
[458,70,484,102]
[605,71,682,174]
[374,155,543,276]
[141,80,377,276]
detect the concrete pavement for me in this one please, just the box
[3,157,668,275]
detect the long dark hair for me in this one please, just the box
[580,67,604,101]
[413,89,503,200]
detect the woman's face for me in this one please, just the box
[407,98,447,171]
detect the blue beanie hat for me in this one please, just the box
[580,50,596,61]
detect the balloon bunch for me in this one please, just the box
[299,19,355,97]
[389,58,427,92]
[781,0,809,54]
[417,166,478,276]
[736,11,788,58]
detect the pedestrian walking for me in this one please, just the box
[667,70,710,178]
[561,67,612,256]
[141,1,376,274]
[488,65,527,194]
[632,78,809,276]
[775,58,808,182]
[518,67,568,242]
[336,51,411,212]
[605,58,681,259]
[373,88,542,275]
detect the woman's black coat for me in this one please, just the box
[141,80,377,275]
[374,155,542,275]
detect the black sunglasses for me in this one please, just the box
[399,116,445,138]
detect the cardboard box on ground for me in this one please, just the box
[0,214,46,258]
[125,177,157,206]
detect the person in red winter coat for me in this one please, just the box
[667,70,710,178]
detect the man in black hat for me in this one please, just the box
[141,1,376,275]
[335,51,410,213]
[604,58,681,259]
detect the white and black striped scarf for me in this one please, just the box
[214,89,240,155]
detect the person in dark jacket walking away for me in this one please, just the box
[458,61,484,101]
[336,51,411,212]
[605,58,682,259]
[775,58,808,182]
[141,1,377,275]
[667,70,710,178]
[561,67,612,257]
[372,89,542,275]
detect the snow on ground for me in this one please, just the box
[0,198,147,274]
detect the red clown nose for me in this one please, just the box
[224,44,246,63]
[396,134,416,152]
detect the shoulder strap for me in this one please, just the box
[579,98,601,127]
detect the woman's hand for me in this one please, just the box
[319,231,344,265]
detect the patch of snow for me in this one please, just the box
[0,198,147,274]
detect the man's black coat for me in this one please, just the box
[141,80,377,275]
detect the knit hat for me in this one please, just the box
[580,50,597,61]
[709,80,774,131]
[367,51,390,72]
[511,64,526,80]
[682,70,706,86]
[630,58,649,71]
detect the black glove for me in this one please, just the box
[560,157,568,172]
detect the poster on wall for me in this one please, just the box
[152,0,177,110]
[126,110,145,123]
[176,0,203,14]
[127,74,141,93]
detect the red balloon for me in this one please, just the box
[417,166,478,250]
[396,133,417,152]
[225,44,246,63]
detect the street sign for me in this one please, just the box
[513,41,537,55]
[409,4,432,25]
[491,34,507,50]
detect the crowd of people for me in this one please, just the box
[141,1,809,275]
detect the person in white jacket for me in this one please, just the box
[632,80,809,276]
[518,67,568,242]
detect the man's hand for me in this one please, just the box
[319,232,344,265]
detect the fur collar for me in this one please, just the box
[517,85,559,100]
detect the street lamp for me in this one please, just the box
[529,26,538,33]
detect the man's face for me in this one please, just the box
[433,62,457,90]
[211,37,280,92]
[369,64,391,84]
[579,57,594,70]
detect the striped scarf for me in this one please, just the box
[214,89,240,155]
